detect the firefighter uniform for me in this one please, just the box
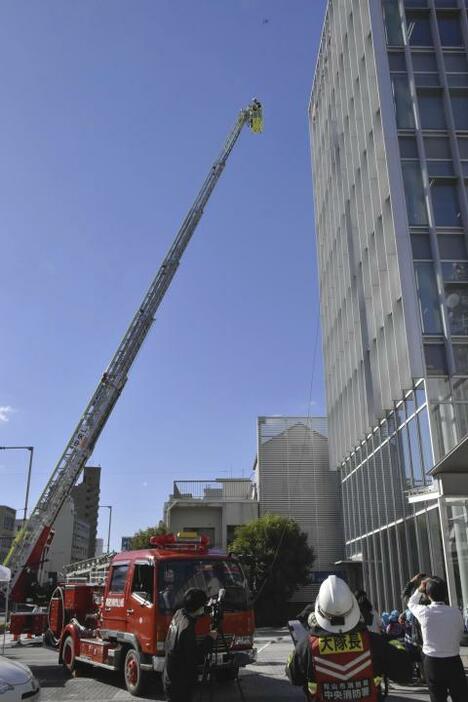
[287,624,411,701]
[163,591,213,702]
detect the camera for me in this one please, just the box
[205,588,226,629]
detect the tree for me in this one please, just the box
[230,514,315,625]
[130,521,167,550]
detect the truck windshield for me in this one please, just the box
[158,559,250,613]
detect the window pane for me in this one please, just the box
[424,344,448,374]
[406,12,433,46]
[435,0,459,7]
[398,426,413,488]
[415,73,440,87]
[453,377,468,400]
[425,137,451,159]
[445,283,468,334]
[405,0,428,6]
[415,384,426,407]
[441,262,468,280]
[451,93,468,130]
[455,402,468,438]
[406,391,416,417]
[110,564,129,593]
[384,0,404,45]
[447,74,468,88]
[430,181,462,226]
[408,416,424,484]
[418,407,434,471]
[396,402,406,427]
[392,75,415,128]
[418,91,446,129]
[454,345,468,372]
[399,136,418,158]
[426,376,451,402]
[412,52,437,71]
[427,161,455,177]
[414,262,443,333]
[444,53,468,72]
[411,233,432,258]
[402,162,428,225]
[438,234,468,258]
[388,52,406,71]
[458,138,468,159]
[437,13,463,46]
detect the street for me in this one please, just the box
[2,628,434,701]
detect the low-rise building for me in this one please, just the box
[164,479,258,550]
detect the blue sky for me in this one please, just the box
[0,0,327,549]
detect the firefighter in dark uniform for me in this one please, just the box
[163,588,216,702]
[286,575,412,701]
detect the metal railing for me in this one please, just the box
[171,480,255,501]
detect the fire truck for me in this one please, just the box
[41,532,255,695]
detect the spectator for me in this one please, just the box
[408,575,468,702]
[354,589,381,633]
[386,610,404,639]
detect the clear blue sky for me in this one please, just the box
[0,0,327,549]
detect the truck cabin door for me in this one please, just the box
[101,562,130,634]
[126,560,155,655]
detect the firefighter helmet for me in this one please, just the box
[314,575,361,634]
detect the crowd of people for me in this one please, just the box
[287,573,467,702]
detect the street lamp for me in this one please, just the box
[0,446,34,523]
[99,505,113,553]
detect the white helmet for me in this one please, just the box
[314,575,361,634]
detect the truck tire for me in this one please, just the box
[124,647,147,696]
[62,635,79,675]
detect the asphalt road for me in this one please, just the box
[2,629,432,701]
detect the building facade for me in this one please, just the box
[311,0,468,613]
[71,465,101,559]
[164,479,259,550]
[0,506,16,564]
[255,417,343,605]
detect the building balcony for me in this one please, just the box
[170,479,257,503]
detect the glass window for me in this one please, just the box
[418,406,434,471]
[383,0,404,46]
[444,53,468,72]
[396,401,406,427]
[131,564,154,601]
[438,234,468,258]
[418,90,446,129]
[454,345,468,372]
[406,391,416,417]
[416,513,432,573]
[446,501,468,612]
[399,136,418,158]
[425,136,451,159]
[427,161,455,177]
[435,0,460,7]
[406,12,433,45]
[411,233,432,258]
[398,426,413,488]
[430,181,462,226]
[453,377,468,400]
[462,162,468,177]
[447,74,468,88]
[109,564,129,593]
[412,52,437,71]
[424,344,448,374]
[441,262,468,281]
[388,52,406,71]
[408,416,424,484]
[458,138,468,159]
[445,283,468,334]
[451,92,468,130]
[405,518,420,573]
[392,75,415,128]
[437,13,463,46]
[427,507,445,579]
[415,73,441,87]
[387,411,396,435]
[426,376,451,402]
[414,262,443,333]
[415,384,426,407]
[402,162,428,225]
[455,402,468,438]
[405,0,428,6]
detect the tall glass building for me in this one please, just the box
[310,0,468,614]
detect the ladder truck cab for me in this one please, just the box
[52,533,256,696]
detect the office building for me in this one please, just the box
[71,465,101,559]
[255,417,343,605]
[0,506,16,564]
[311,0,468,612]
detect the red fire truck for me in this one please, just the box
[41,533,256,695]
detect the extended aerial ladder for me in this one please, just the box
[4,99,263,603]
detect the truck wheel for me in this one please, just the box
[124,648,147,696]
[62,635,79,675]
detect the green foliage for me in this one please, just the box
[130,521,167,550]
[230,514,315,625]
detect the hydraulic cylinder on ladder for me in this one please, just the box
[3,99,263,603]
